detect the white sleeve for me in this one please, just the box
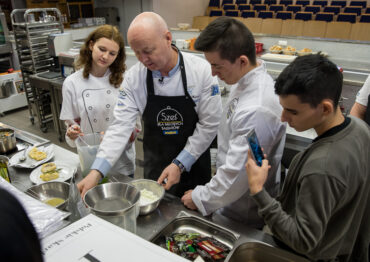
[178,63,222,170]
[93,73,140,174]
[59,76,79,148]
[356,75,370,106]
[192,108,282,216]
[192,110,254,216]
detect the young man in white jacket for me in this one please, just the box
[181,17,286,228]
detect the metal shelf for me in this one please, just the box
[11,8,63,130]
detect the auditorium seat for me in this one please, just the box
[337,13,357,23]
[258,10,274,18]
[315,12,334,21]
[276,11,294,19]
[323,6,341,15]
[295,11,313,20]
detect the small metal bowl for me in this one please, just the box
[130,179,165,215]
[25,181,69,210]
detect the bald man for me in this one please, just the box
[78,12,222,197]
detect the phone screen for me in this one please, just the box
[246,129,264,167]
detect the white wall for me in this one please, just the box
[95,0,208,41]
[95,0,152,43]
[152,0,209,28]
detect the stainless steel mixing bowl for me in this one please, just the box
[130,179,165,215]
[25,181,69,210]
[83,182,140,233]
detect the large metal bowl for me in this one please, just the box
[0,128,16,153]
[83,182,140,233]
[25,181,69,210]
[130,179,165,215]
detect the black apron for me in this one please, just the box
[365,94,370,125]
[142,49,211,197]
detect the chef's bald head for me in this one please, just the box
[127,12,169,42]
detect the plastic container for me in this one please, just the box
[75,133,102,177]
[255,42,264,54]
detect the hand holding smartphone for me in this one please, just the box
[246,129,264,166]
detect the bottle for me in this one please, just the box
[0,156,11,183]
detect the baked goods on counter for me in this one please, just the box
[269,45,283,54]
[283,45,297,55]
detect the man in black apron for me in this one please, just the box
[143,47,211,197]
[77,12,221,198]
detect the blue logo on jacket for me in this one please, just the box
[211,85,220,96]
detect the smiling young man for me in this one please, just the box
[181,17,286,228]
[246,54,370,261]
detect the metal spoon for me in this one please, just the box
[19,145,28,162]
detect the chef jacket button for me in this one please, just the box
[106,117,109,121]
[88,106,92,110]
[86,93,89,97]
[107,90,111,94]
[106,104,110,108]
[93,119,97,123]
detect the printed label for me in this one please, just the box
[157,106,184,135]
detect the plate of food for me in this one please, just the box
[30,162,76,184]
[9,145,54,168]
[269,45,283,54]
[297,48,313,56]
[283,45,296,56]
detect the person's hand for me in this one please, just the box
[66,125,83,140]
[157,163,181,190]
[181,190,198,210]
[77,170,102,197]
[245,150,270,195]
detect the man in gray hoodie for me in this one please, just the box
[246,54,370,261]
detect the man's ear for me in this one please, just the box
[239,55,249,68]
[321,99,335,116]
[165,31,172,46]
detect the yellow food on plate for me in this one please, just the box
[284,45,296,52]
[269,45,282,53]
[40,171,59,181]
[300,48,312,53]
[283,46,297,55]
[41,162,56,173]
[28,147,47,161]
[44,197,65,207]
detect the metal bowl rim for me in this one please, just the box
[83,182,140,215]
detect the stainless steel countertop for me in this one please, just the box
[3,122,308,260]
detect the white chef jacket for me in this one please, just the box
[60,69,136,176]
[91,51,222,176]
[355,75,370,106]
[192,60,287,227]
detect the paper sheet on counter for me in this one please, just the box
[42,214,189,262]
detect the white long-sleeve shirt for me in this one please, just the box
[91,52,222,176]
[60,69,136,176]
[355,75,370,106]
[192,61,287,226]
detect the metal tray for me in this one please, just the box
[151,211,239,251]
[226,242,309,262]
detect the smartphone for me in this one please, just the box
[246,129,265,167]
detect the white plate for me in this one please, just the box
[30,162,76,184]
[9,145,55,169]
